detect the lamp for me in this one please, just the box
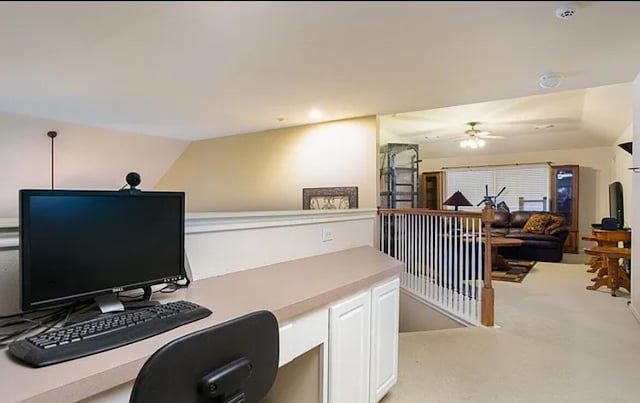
[460,138,486,149]
[443,190,473,211]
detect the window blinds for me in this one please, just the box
[445,165,550,212]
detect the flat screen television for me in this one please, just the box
[20,189,186,311]
[608,181,624,229]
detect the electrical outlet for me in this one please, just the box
[322,228,334,242]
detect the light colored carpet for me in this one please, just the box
[383,261,640,403]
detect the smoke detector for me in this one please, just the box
[556,3,577,20]
[539,73,563,89]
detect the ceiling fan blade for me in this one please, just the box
[478,134,505,139]
[476,130,492,136]
[422,135,467,143]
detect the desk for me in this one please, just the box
[0,246,402,403]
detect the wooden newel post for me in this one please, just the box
[481,202,495,327]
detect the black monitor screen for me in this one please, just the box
[20,190,185,310]
[609,181,624,228]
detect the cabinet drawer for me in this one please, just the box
[279,308,328,367]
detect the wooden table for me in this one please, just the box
[584,246,631,296]
[593,229,631,245]
[585,229,632,282]
[489,237,524,271]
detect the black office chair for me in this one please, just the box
[130,311,279,403]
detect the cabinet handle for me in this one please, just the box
[629,167,640,173]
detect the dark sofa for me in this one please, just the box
[491,210,570,262]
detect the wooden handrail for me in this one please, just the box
[377,208,482,218]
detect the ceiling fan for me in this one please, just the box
[459,122,504,149]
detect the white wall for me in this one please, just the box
[156,117,377,212]
[0,246,19,315]
[0,110,188,218]
[185,210,376,280]
[399,291,463,332]
[631,74,640,319]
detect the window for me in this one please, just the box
[445,165,550,211]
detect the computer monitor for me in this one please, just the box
[20,189,186,311]
[608,181,624,229]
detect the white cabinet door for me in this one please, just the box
[370,278,400,402]
[329,290,371,403]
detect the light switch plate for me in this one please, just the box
[322,228,334,242]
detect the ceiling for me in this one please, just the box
[379,82,633,158]
[0,2,639,140]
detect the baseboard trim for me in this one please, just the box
[629,303,640,324]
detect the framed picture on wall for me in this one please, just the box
[302,187,358,210]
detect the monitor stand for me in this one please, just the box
[121,287,160,310]
[95,294,125,313]
[95,287,160,313]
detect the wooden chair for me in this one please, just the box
[581,235,600,274]
[584,246,631,297]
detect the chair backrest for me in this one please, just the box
[130,310,279,403]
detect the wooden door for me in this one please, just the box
[421,172,442,209]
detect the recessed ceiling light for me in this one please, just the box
[309,109,323,121]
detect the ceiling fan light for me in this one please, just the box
[460,140,468,148]
[478,139,486,147]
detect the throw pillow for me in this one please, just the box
[545,215,565,234]
[522,214,553,234]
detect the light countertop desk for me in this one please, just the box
[1,246,402,403]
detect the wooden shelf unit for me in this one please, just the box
[550,165,579,254]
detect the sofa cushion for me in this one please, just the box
[492,209,511,228]
[548,226,569,236]
[506,233,560,243]
[512,239,560,249]
[522,214,553,234]
[510,211,534,228]
[491,228,509,237]
[545,214,565,234]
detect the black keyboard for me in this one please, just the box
[8,300,212,367]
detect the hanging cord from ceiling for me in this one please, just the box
[47,131,58,189]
